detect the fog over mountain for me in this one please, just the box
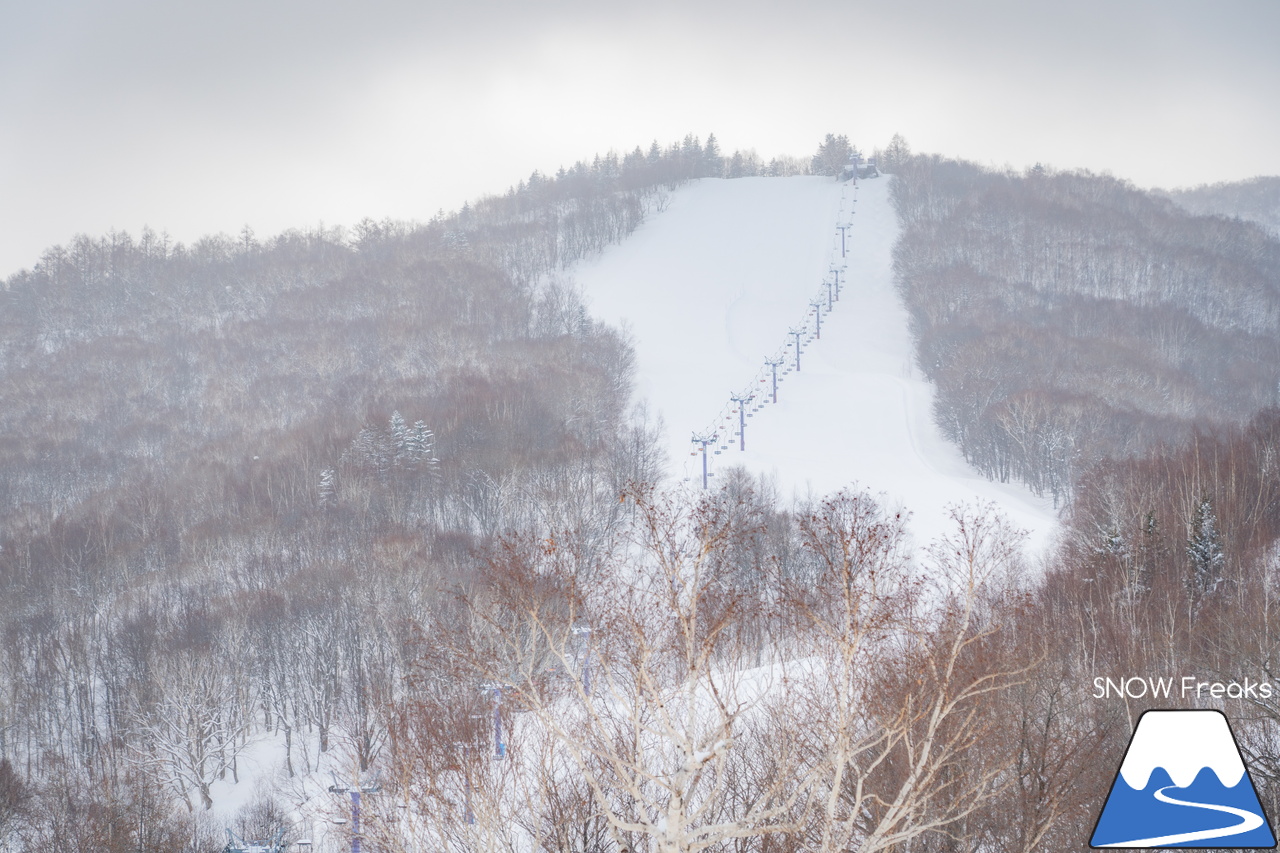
[3,0,1278,276]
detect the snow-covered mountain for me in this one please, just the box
[1093,710,1273,848]
[1119,710,1246,790]
[574,174,1057,554]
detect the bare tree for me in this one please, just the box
[385,485,1033,853]
[784,497,1033,853]
[130,653,254,810]
[385,484,810,853]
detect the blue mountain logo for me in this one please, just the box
[1091,709,1276,848]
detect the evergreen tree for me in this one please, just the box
[406,420,437,471]
[680,134,702,180]
[350,426,392,478]
[729,151,746,179]
[1096,524,1126,559]
[880,133,912,172]
[812,133,853,177]
[622,146,647,188]
[703,133,723,178]
[318,468,337,505]
[1187,496,1225,596]
[390,410,409,465]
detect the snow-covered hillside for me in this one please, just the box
[199,174,1058,836]
[574,175,1056,555]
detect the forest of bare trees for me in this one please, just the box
[0,132,834,849]
[375,483,1040,853]
[1162,176,1280,237]
[891,155,1280,505]
[0,137,707,849]
[3,137,1280,852]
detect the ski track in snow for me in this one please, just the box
[574,175,1057,557]
[1099,785,1264,847]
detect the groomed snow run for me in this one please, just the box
[574,175,1057,556]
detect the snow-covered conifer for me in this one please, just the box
[408,420,437,472]
[1187,496,1225,595]
[390,410,409,465]
[318,468,337,505]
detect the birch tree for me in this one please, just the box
[800,502,1030,852]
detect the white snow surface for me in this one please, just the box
[1119,710,1247,790]
[574,175,1056,555]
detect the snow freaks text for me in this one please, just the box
[1093,676,1274,701]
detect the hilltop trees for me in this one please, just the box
[811,134,853,177]
[877,134,911,172]
[1163,175,1280,236]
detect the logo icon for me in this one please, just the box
[1091,709,1275,848]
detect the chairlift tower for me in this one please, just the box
[830,266,843,301]
[690,432,718,489]
[465,754,475,826]
[789,327,805,372]
[571,626,593,695]
[810,299,825,339]
[836,222,852,258]
[729,392,754,451]
[480,683,507,759]
[328,771,381,853]
[452,743,477,825]
[763,358,784,404]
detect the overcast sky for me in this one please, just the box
[2,0,1278,277]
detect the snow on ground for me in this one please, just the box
[574,175,1058,557]
[206,174,1057,828]
[204,734,363,851]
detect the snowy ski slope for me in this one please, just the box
[574,175,1057,555]
[196,175,1058,833]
